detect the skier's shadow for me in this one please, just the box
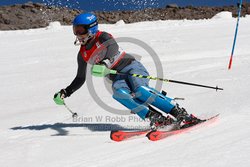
[11,123,142,136]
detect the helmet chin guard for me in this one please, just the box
[74,33,94,46]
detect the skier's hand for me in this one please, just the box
[53,89,67,105]
[91,64,117,77]
[91,64,108,77]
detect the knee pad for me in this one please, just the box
[112,88,149,119]
[134,86,175,114]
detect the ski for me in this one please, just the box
[110,129,150,142]
[110,114,219,142]
[147,114,219,141]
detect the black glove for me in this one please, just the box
[54,89,68,99]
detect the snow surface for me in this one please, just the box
[212,11,232,19]
[45,21,62,30]
[1,15,250,167]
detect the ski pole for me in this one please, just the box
[228,0,243,69]
[120,73,223,91]
[91,65,223,91]
[64,102,78,118]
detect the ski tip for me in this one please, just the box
[206,114,220,121]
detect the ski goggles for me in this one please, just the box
[73,25,88,36]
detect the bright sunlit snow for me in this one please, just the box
[1,12,250,167]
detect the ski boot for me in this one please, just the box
[146,110,174,130]
[169,104,204,128]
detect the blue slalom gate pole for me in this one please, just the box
[228,0,243,70]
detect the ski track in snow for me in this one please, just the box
[1,15,250,167]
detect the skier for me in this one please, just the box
[53,13,202,130]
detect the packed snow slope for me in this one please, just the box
[1,13,250,167]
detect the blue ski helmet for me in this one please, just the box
[72,13,98,35]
